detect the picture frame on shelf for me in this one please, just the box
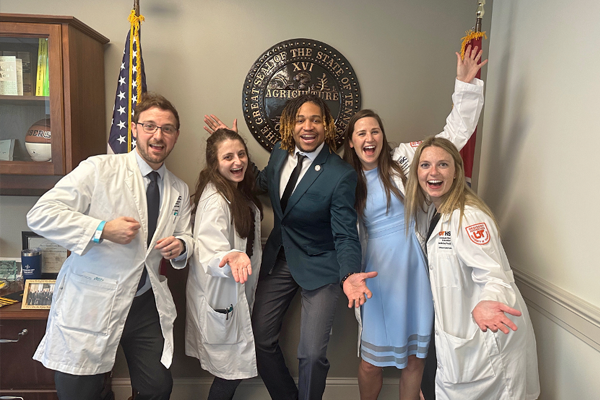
[0,257,21,281]
[22,279,55,309]
[22,231,68,277]
[0,139,15,161]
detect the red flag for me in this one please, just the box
[459,30,486,184]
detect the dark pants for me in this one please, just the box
[420,325,437,400]
[251,258,340,400]
[55,289,172,400]
[208,377,242,400]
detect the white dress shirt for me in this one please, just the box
[278,142,325,199]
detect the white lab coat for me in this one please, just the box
[355,78,485,348]
[27,151,193,375]
[185,184,261,380]
[417,205,540,400]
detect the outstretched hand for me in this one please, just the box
[219,251,251,283]
[456,45,488,83]
[204,114,238,135]
[472,300,521,334]
[343,271,378,308]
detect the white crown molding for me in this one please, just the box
[514,268,600,352]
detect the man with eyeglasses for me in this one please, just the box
[27,92,193,400]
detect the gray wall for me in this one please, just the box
[480,1,600,398]
[0,0,489,395]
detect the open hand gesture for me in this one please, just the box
[456,45,488,83]
[204,114,238,135]
[343,271,378,308]
[219,251,251,283]
[472,300,521,334]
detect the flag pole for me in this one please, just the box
[107,2,147,154]
[459,0,487,185]
[475,0,484,33]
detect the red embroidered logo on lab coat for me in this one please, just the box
[410,141,422,148]
[465,223,490,245]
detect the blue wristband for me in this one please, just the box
[93,221,106,243]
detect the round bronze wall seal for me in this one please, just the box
[242,38,361,152]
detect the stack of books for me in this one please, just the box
[0,38,46,96]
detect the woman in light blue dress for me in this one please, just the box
[342,47,487,400]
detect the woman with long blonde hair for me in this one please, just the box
[404,137,540,399]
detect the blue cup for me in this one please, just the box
[22,249,42,281]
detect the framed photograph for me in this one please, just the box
[0,257,20,281]
[22,231,69,277]
[22,279,56,309]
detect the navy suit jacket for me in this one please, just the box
[257,142,361,290]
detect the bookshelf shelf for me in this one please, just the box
[0,14,109,195]
[0,94,49,103]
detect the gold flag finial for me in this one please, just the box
[460,1,487,59]
[475,1,485,32]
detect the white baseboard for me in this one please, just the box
[113,269,600,399]
[514,268,600,352]
[112,377,402,400]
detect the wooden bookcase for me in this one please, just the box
[0,280,55,399]
[0,14,109,195]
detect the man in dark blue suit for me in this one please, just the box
[205,95,376,400]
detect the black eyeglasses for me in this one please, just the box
[136,122,178,135]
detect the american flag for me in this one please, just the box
[108,11,147,154]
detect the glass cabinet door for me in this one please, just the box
[0,22,64,175]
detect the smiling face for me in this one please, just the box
[217,139,248,186]
[293,101,326,153]
[349,117,384,171]
[417,145,456,209]
[132,106,180,169]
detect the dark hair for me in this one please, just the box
[279,94,336,153]
[133,92,180,129]
[342,109,406,218]
[191,129,262,238]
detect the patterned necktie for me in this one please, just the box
[138,171,159,291]
[280,153,306,212]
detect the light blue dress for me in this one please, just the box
[360,168,434,368]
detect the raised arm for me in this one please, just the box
[392,48,486,175]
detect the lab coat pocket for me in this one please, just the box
[434,254,460,288]
[200,297,242,345]
[436,327,496,384]
[56,272,118,336]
